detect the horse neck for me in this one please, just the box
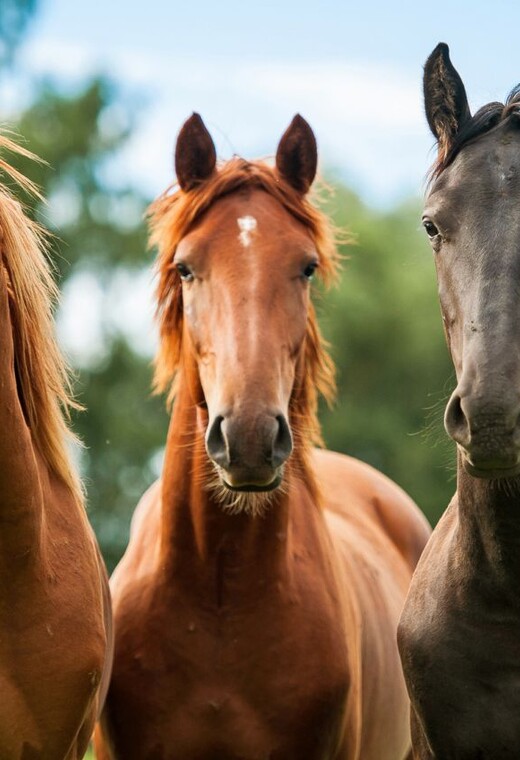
[0,268,45,566]
[159,374,298,596]
[0,196,82,569]
[456,452,520,583]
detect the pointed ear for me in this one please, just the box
[423,43,471,157]
[174,113,217,191]
[275,114,317,194]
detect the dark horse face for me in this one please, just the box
[423,43,520,478]
[172,114,319,492]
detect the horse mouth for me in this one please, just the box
[223,474,283,493]
[461,451,520,480]
[220,468,283,493]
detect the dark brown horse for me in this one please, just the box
[0,136,113,759]
[398,43,520,759]
[95,114,429,760]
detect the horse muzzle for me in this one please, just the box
[205,410,293,491]
[445,389,520,479]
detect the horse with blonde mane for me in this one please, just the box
[95,114,429,760]
[0,136,112,759]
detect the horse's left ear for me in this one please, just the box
[175,113,217,191]
[423,43,471,158]
[276,114,317,194]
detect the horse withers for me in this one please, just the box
[95,114,429,759]
[398,44,520,759]
[0,137,113,758]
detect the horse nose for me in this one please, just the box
[205,410,293,487]
[445,391,520,443]
[445,388,520,469]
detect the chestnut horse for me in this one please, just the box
[0,136,112,759]
[398,44,520,758]
[95,114,429,760]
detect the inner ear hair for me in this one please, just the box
[423,43,471,157]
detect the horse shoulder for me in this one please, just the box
[0,475,111,758]
[310,450,418,760]
[397,502,461,731]
[110,479,162,601]
[312,448,431,572]
[397,501,520,757]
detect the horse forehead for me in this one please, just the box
[447,125,520,190]
[198,191,307,242]
[427,144,520,224]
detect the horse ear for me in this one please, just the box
[423,43,471,157]
[175,113,217,191]
[275,114,317,194]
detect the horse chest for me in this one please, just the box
[401,557,520,757]
[108,580,350,759]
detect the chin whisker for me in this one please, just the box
[204,463,286,518]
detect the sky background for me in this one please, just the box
[7,0,520,208]
[2,0,518,361]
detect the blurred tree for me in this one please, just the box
[0,0,38,66]
[318,183,455,525]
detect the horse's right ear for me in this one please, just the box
[423,43,471,159]
[175,113,217,191]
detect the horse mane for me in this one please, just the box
[431,85,520,180]
[0,134,84,506]
[149,157,340,458]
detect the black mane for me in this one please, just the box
[432,86,520,178]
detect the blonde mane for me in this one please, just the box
[149,157,341,457]
[0,135,83,506]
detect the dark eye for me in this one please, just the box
[423,220,439,238]
[303,261,318,280]
[175,262,194,282]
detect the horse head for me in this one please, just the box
[151,114,337,506]
[423,43,520,478]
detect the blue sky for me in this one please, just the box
[11,0,520,207]
[1,0,516,361]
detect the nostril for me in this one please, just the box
[205,415,230,468]
[271,414,293,468]
[445,393,470,446]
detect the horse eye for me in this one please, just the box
[423,220,439,238]
[175,262,194,282]
[303,262,318,280]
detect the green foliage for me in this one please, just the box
[317,183,455,525]
[13,78,148,277]
[74,338,168,568]
[3,75,457,571]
